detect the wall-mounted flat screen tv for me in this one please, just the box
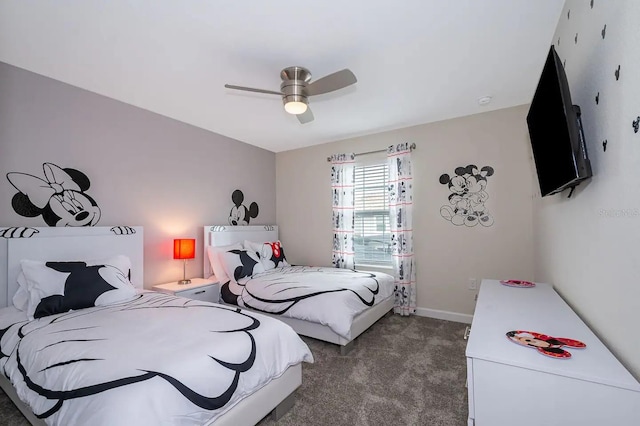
[526,45,592,197]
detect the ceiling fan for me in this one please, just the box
[224,66,357,124]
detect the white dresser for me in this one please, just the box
[466,279,640,426]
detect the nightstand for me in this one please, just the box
[152,278,220,303]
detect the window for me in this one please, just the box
[354,162,392,267]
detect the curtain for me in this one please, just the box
[330,153,355,269]
[387,143,416,316]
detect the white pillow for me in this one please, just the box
[220,249,265,282]
[21,255,136,319]
[244,240,290,270]
[207,243,243,283]
[12,272,29,311]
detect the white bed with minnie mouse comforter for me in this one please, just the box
[204,226,395,353]
[0,226,312,426]
[0,293,312,426]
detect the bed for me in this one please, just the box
[203,225,395,355]
[0,226,312,426]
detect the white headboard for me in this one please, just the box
[1,226,144,308]
[203,225,278,278]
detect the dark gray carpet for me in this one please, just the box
[259,314,468,426]
[0,315,468,425]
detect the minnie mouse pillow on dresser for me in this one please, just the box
[244,240,290,270]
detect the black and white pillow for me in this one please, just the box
[206,242,243,283]
[220,249,265,282]
[244,240,290,270]
[20,255,136,319]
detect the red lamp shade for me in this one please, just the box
[173,239,195,260]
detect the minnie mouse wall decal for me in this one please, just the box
[6,163,101,227]
[506,330,586,359]
[0,227,39,238]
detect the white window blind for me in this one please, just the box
[354,163,392,267]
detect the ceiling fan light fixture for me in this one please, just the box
[225,66,357,124]
[284,100,308,115]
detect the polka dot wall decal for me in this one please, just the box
[615,65,621,81]
[602,24,606,39]
[595,92,599,105]
[603,140,607,152]
[633,117,639,134]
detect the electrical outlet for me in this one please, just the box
[468,278,477,290]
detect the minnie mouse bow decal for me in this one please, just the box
[506,330,586,359]
[6,163,101,227]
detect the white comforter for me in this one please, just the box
[221,266,395,339]
[0,292,313,426]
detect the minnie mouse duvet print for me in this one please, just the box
[221,265,395,339]
[0,293,312,426]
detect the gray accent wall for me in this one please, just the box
[0,62,275,287]
[276,105,535,321]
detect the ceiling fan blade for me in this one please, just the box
[306,69,357,96]
[224,84,282,96]
[297,107,314,124]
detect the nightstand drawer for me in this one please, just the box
[176,285,219,303]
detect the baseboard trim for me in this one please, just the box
[415,307,473,324]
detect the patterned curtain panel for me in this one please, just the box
[330,153,355,269]
[387,143,416,316]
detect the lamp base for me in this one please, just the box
[177,279,192,285]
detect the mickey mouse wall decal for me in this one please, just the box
[228,189,259,226]
[439,164,495,227]
[6,163,101,227]
[506,330,586,359]
[615,65,621,81]
[601,24,606,39]
[633,117,639,134]
[602,140,608,152]
[595,92,599,105]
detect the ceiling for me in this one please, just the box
[0,1,565,153]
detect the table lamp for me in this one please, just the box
[173,238,195,284]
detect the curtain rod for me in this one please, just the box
[326,143,416,162]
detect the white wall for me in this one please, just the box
[533,0,640,378]
[277,105,535,319]
[0,62,276,287]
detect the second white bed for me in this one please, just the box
[204,225,395,354]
